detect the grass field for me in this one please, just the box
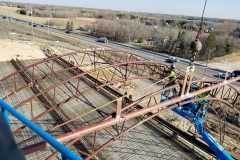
[0,6,96,29]
[197,52,240,71]
[212,52,240,62]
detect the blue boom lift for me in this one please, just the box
[161,84,234,160]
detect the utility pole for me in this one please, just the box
[128,34,131,52]
[47,18,49,35]
[203,50,211,79]
[48,8,52,35]
[30,6,34,39]
[6,0,10,35]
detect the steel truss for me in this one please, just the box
[0,49,239,159]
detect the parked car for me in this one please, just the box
[79,26,90,32]
[28,22,36,27]
[97,37,108,43]
[65,30,71,33]
[218,72,231,79]
[165,57,179,63]
[231,70,240,78]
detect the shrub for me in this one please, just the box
[19,9,27,15]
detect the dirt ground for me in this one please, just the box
[0,39,45,61]
[0,18,101,62]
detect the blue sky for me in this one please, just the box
[7,0,240,20]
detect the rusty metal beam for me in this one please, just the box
[1,58,172,100]
[13,61,175,109]
[11,58,93,157]
[3,49,239,159]
[21,76,240,154]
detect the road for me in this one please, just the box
[1,15,239,88]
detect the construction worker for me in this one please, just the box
[162,64,177,97]
[167,64,178,97]
[197,83,210,100]
[196,83,211,118]
[168,64,177,85]
[196,81,204,89]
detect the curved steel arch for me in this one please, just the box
[0,49,178,99]
[1,61,92,100]
[44,97,235,160]
[9,61,239,137]
[11,67,239,140]
[92,49,150,62]
[191,80,240,110]
[2,59,170,100]
[1,52,76,81]
[82,98,236,160]
[9,56,185,142]
[2,50,239,159]
[0,49,152,83]
[12,75,170,136]
[21,76,240,156]
[10,60,173,136]
[14,70,240,159]
[40,76,239,136]
[13,61,180,109]
[40,87,237,137]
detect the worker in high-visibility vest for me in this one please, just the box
[197,82,210,101]
[196,83,211,117]
[167,64,178,97]
[197,81,204,89]
[168,64,177,85]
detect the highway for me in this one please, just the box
[1,15,239,87]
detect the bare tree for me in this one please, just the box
[65,20,73,32]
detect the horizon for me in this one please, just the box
[4,0,240,20]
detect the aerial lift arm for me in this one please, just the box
[162,95,234,160]
[195,120,234,160]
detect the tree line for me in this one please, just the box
[89,19,239,60]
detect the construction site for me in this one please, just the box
[0,1,240,160]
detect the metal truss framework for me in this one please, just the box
[0,49,183,100]
[0,49,239,159]
[21,78,240,159]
